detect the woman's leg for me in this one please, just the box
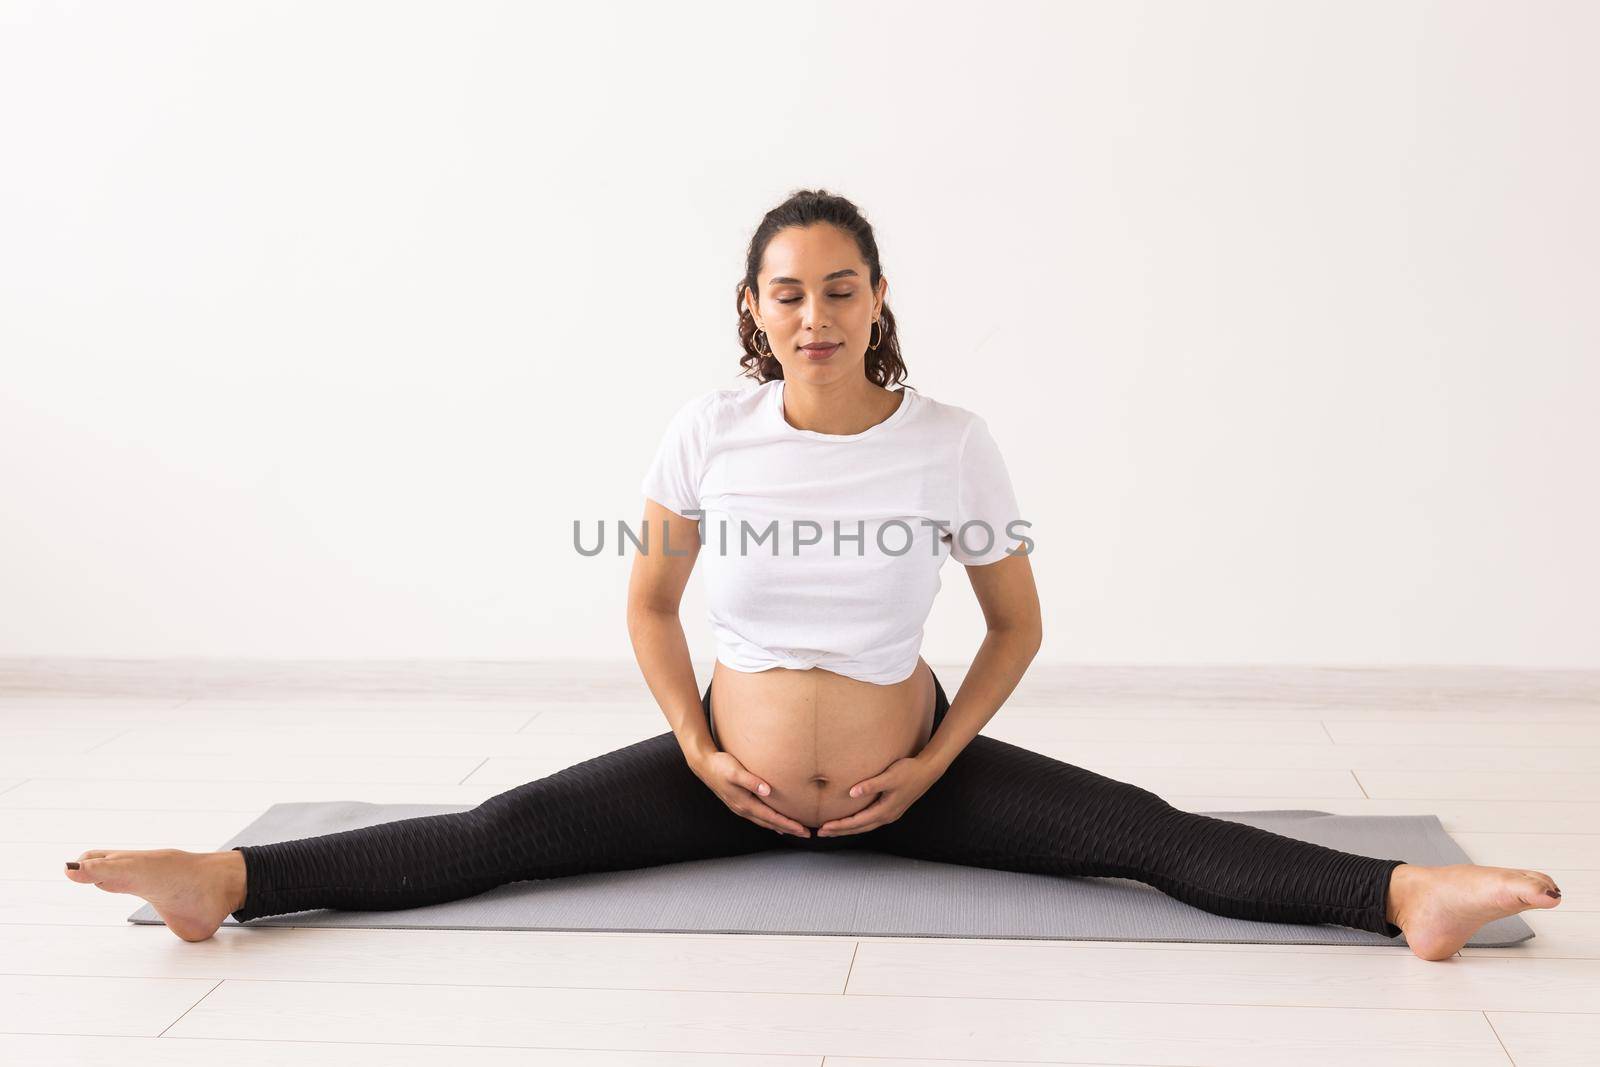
[870,671,1408,936]
[232,690,777,922]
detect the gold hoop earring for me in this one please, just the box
[753,327,771,356]
[869,317,883,351]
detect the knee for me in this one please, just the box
[464,777,551,836]
[1093,772,1179,819]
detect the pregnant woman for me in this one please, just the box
[67,189,1562,962]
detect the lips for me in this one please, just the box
[801,344,839,355]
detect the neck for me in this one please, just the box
[781,377,900,436]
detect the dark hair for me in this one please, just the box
[735,189,908,388]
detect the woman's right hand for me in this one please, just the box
[693,750,812,837]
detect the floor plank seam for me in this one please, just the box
[79,730,129,755]
[13,972,1587,1011]
[154,977,225,1038]
[841,942,861,994]
[1480,1010,1519,1066]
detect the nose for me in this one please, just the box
[800,298,831,332]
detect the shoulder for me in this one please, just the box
[904,388,988,442]
[671,380,767,411]
[702,381,768,422]
[655,384,729,422]
[654,381,767,441]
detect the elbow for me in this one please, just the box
[1021,624,1043,657]
[995,618,1042,657]
[1020,610,1044,655]
[627,600,682,636]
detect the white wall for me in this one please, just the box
[2,0,1595,667]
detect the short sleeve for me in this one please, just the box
[639,394,709,518]
[948,415,1024,566]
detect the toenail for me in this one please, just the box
[1549,888,1561,898]
[65,862,80,870]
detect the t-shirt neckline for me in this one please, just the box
[772,379,915,441]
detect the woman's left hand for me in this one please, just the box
[816,755,941,836]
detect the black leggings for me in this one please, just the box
[231,669,1406,936]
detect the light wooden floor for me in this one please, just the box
[1,659,1595,1065]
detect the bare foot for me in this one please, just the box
[1389,862,1562,961]
[64,849,247,942]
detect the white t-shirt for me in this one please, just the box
[639,378,1025,686]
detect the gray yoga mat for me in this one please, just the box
[127,801,1534,947]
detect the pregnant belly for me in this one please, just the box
[709,656,937,830]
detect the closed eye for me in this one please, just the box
[776,294,852,304]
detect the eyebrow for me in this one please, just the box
[767,269,859,286]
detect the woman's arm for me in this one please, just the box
[916,547,1043,774]
[626,500,715,770]
[629,499,820,839]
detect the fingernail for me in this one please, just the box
[65,862,80,870]
[758,784,769,795]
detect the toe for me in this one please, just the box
[76,857,125,891]
[1517,874,1560,906]
[1523,870,1558,892]
[64,853,107,882]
